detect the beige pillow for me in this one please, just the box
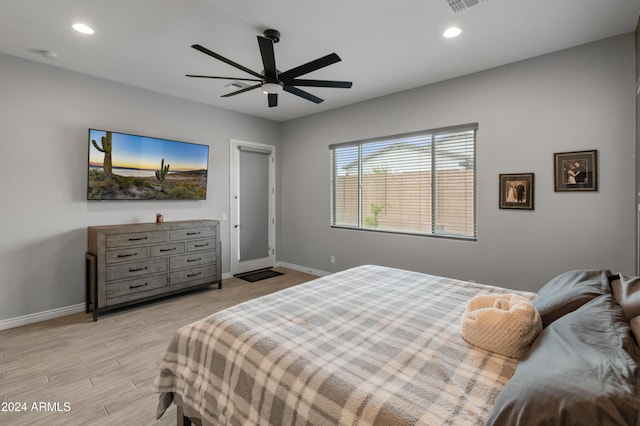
[461,294,542,359]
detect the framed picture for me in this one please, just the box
[499,173,534,210]
[554,150,597,192]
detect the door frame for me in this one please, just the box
[229,138,276,275]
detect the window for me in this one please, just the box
[330,123,477,239]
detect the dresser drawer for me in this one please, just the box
[106,230,167,248]
[150,242,185,257]
[106,274,168,300]
[186,238,215,252]
[106,246,149,264]
[170,265,215,285]
[170,227,215,241]
[170,251,216,270]
[106,258,167,281]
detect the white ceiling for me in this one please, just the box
[0,0,638,122]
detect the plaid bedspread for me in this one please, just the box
[153,265,535,425]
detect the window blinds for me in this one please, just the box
[330,124,476,239]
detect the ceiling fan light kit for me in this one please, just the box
[187,28,352,108]
[262,82,283,94]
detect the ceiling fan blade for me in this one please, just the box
[268,93,278,108]
[221,83,261,98]
[185,74,262,82]
[257,36,277,80]
[286,79,352,88]
[283,85,324,104]
[191,44,264,80]
[279,53,341,80]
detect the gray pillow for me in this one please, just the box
[631,317,640,346]
[533,270,609,328]
[487,294,640,426]
[611,273,640,320]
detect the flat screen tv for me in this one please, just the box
[88,129,209,200]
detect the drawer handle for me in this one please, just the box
[129,266,148,272]
[194,243,209,248]
[187,272,202,277]
[129,236,148,241]
[129,283,148,289]
[186,231,201,236]
[159,247,177,252]
[117,252,137,258]
[187,258,202,263]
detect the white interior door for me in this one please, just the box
[230,139,276,275]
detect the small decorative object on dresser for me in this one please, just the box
[86,219,221,321]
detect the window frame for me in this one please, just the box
[329,123,477,241]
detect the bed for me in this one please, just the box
[153,265,640,425]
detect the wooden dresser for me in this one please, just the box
[86,219,221,321]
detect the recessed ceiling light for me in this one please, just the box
[72,23,95,35]
[443,26,462,38]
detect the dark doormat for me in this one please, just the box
[235,268,283,283]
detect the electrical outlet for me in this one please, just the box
[222,213,227,220]
[330,256,335,264]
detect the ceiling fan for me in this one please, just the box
[186,29,353,108]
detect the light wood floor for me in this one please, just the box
[0,267,317,426]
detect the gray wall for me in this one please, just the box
[1,33,636,322]
[0,53,280,321]
[636,18,640,275]
[279,34,637,292]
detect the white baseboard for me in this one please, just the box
[0,303,85,331]
[276,262,331,277]
[1,267,325,331]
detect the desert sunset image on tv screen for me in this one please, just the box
[88,129,209,200]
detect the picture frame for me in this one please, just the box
[499,173,534,210]
[553,150,597,192]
